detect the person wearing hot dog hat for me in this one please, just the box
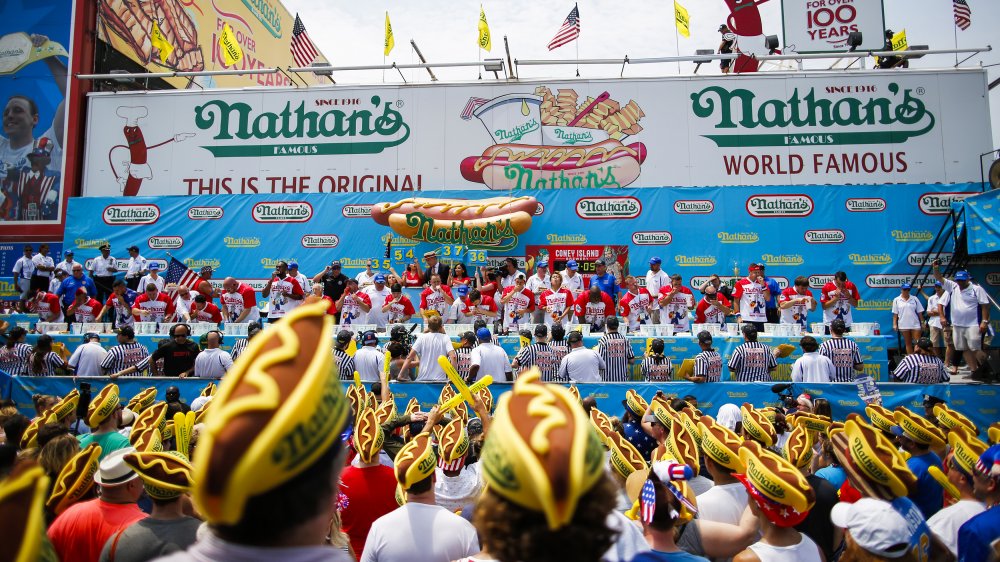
[0,463,56,562]
[783,422,841,562]
[46,442,101,519]
[77,383,130,460]
[734,441,823,562]
[829,415,917,503]
[364,407,479,562]
[925,432,987,557]
[339,407,398,559]
[892,407,947,518]
[434,416,484,513]
[620,389,656,460]
[956,444,1000,562]
[741,402,777,448]
[696,415,749,525]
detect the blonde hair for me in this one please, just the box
[39,433,80,480]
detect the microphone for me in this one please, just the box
[771,383,792,394]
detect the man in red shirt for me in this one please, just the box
[820,270,861,329]
[338,278,373,326]
[220,277,261,324]
[780,275,817,330]
[539,273,575,328]
[575,286,615,332]
[195,265,219,300]
[657,273,696,333]
[340,408,398,559]
[133,283,176,322]
[461,288,498,324]
[262,260,305,321]
[420,274,454,318]
[189,294,223,323]
[30,287,64,322]
[500,272,534,332]
[67,287,104,323]
[619,275,652,332]
[733,263,771,331]
[48,448,147,562]
[695,284,732,328]
[383,283,416,323]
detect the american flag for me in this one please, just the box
[165,257,203,298]
[640,479,657,524]
[953,0,971,30]
[290,14,320,67]
[547,5,580,51]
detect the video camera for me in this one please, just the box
[771,383,798,412]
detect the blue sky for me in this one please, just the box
[286,0,999,149]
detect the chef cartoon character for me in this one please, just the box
[110,106,194,196]
[722,0,776,73]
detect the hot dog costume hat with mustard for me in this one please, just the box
[87,383,120,429]
[354,407,385,465]
[395,433,436,491]
[782,423,814,470]
[741,402,776,447]
[480,368,606,530]
[933,404,977,436]
[46,443,102,516]
[989,422,1000,445]
[892,407,946,449]
[865,404,898,435]
[47,389,80,424]
[127,387,157,414]
[124,450,195,500]
[829,415,916,500]
[191,302,350,526]
[736,441,815,527]
[0,464,53,562]
[436,417,471,472]
[698,415,746,473]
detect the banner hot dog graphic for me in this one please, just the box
[460,87,647,190]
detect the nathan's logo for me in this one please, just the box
[252,202,313,223]
[242,0,282,37]
[865,274,920,288]
[805,229,845,244]
[74,238,110,249]
[342,205,372,218]
[547,234,587,244]
[674,200,714,214]
[535,203,545,215]
[194,96,409,158]
[675,255,717,267]
[261,258,298,269]
[103,204,159,225]
[185,258,220,269]
[857,299,893,311]
[850,253,892,265]
[692,275,739,289]
[552,128,593,145]
[302,235,340,248]
[762,254,804,266]
[188,206,223,220]
[632,231,672,245]
[746,194,813,217]
[691,82,936,147]
[919,192,973,215]
[846,198,887,212]
[718,231,759,244]
[147,236,183,250]
[405,213,519,251]
[225,237,261,249]
[892,230,933,242]
[907,253,954,267]
[808,275,833,288]
[984,273,1000,286]
[495,119,540,143]
[576,197,642,219]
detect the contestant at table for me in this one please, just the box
[820,271,860,330]
[132,283,175,323]
[220,277,260,325]
[619,275,652,333]
[539,273,575,328]
[457,289,498,326]
[657,273,695,333]
[780,276,817,332]
[361,274,392,330]
[419,274,453,320]
[103,279,137,328]
[733,263,770,332]
[525,259,551,324]
[66,287,103,324]
[500,273,534,333]
[695,285,731,330]
[338,278,372,327]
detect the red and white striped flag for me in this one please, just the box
[547,4,581,51]
[290,14,320,67]
[953,0,972,30]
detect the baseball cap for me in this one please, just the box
[127,245,139,252]
[900,282,912,290]
[954,270,971,281]
[933,281,942,287]
[331,260,342,268]
[697,330,713,345]
[534,324,548,338]
[749,263,762,272]
[455,285,470,298]
[830,498,916,558]
[148,262,159,270]
[84,332,101,341]
[99,243,111,251]
[595,258,607,266]
[362,330,378,346]
[649,257,662,265]
[515,272,526,280]
[64,249,74,255]
[566,260,578,270]
[288,261,299,269]
[374,273,386,283]
[476,327,492,341]
[567,330,583,343]
[200,266,213,274]
[916,337,932,351]
[537,260,549,268]
[336,330,353,344]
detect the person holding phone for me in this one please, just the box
[733,263,771,331]
[263,260,304,322]
[695,285,732,329]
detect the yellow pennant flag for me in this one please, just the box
[150,20,174,64]
[674,0,691,38]
[478,5,492,52]
[384,11,395,56]
[891,29,908,51]
[218,23,244,66]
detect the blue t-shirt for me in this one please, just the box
[763,277,781,308]
[57,275,99,306]
[591,273,619,300]
[631,550,709,562]
[814,465,847,491]
[958,506,1000,562]
[622,420,656,461]
[906,451,944,519]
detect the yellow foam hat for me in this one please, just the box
[438,384,457,406]
[133,402,168,435]
[476,386,494,414]
[989,422,1000,445]
[676,408,703,447]
[436,417,470,467]
[480,368,605,530]
[948,431,988,476]
[865,404,897,434]
[0,464,50,562]
[87,383,120,429]
[200,382,217,397]
[354,408,385,465]
[373,399,396,426]
[893,407,946,448]
[741,403,776,447]
[623,389,649,417]
[345,384,366,422]
[739,441,815,521]
[19,417,43,450]
[192,302,350,526]
[589,407,616,444]
[839,416,916,499]
[49,389,80,423]
[131,427,163,453]
[127,387,157,414]
[782,423,814,469]
[651,401,674,430]
[933,404,977,435]
[395,433,436,490]
[698,416,745,472]
[666,419,700,468]
[607,430,648,478]
[790,412,832,434]
[124,450,195,500]
[46,443,101,515]
[568,385,581,403]
[193,400,212,425]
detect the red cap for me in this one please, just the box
[75,287,88,296]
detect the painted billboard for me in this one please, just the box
[81,70,991,196]
[0,0,72,229]
[96,0,327,89]
[781,0,886,53]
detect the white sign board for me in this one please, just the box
[782,0,886,53]
[82,70,990,197]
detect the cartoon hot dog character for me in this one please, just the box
[722,0,774,73]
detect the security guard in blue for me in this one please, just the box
[590,258,618,302]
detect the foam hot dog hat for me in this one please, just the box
[46,443,101,515]
[676,408,703,447]
[933,404,977,435]
[829,415,916,500]
[789,412,832,434]
[19,417,43,450]
[124,450,194,500]
[192,301,350,525]
[589,407,616,444]
[371,196,539,245]
[741,403,776,447]
[949,431,988,476]
[127,387,157,414]
[480,368,605,530]
[48,389,80,423]
[0,464,51,562]
[651,401,674,430]
[436,417,470,472]
[665,418,699,468]
[782,423,814,469]
[132,402,168,435]
[892,407,946,448]
[131,427,163,453]
[736,441,815,527]
[354,408,385,465]
[990,422,1000,445]
[395,433,436,491]
[698,416,745,472]
[865,404,897,434]
[87,383,120,429]
[622,389,648,417]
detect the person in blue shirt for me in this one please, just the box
[958,444,1000,562]
[103,279,138,328]
[758,263,781,324]
[892,408,946,519]
[621,391,656,460]
[55,263,98,308]
[590,258,619,302]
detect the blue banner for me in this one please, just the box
[64,184,997,344]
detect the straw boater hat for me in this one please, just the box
[736,441,815,527]
[829,415,916,500]
[123,451,195,500]
[436,418,470,472]
[741,403,776,447]
[623,389,648,417]
[606,430,648,479]
[192,302,350,526]
[127,387,157,414]
[933,404,977,435]
[47,389,80,424]
[865,404,897,434]
[354,408,385,465]
[394,433,436,491]
[479,368,605,530]
[0,464,50,562]
[893,407,946,449]
[46,443,102,515]
[782,423,814,470]
[698,416,746,472]
[87,383,121,429]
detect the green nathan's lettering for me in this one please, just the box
[404,212,518,251]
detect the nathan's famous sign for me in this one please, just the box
[370,196,539,252]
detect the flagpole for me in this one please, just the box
[953,17,959,65]
[674,24,681,74]
[575,2,580,77]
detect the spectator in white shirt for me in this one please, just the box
[932,263,990,376]
[137,261,165,294]
[560,260,584,298]
[355,259,379,289]
[53,249,79,277]
[12,244,35,311]
[67,332,108,377]
[468,327,512,383]
[557,330,606,383]
[399,316,456,382]
[49,269,67,294]
[790,335,835,383]
[29,243,55,294]
[193,330,233,378]
[525,260,551,324]
[123,245,148,291]
[645,257,670,324]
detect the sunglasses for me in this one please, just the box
[174,332,189,338]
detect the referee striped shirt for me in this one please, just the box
[728,341,777,382]
[695,350,723,382]
[598,331,635,383]
[548,342,571,382]
[515,343,560,381]
[230,338,249,361]
[0,343,32,376]
[334,348,356,381]
[641,355,673,382]
[455,346,474,381]
[27,351,65,376]
[893,354,949,384]
[818,337,863,382]
[102,342,151,375]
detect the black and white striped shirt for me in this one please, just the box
[695,350,723,382]
[334,348,356,381]
[455,346,474,381]
[27,351,65,376]
[515,343,560,381]
[893,354,949,384]
[641,355,673,382]
[598,331,635,383]
[230,338,249,361]
[728,341,777,382]
[0,343,32,376]
[548,342,571,382]
[102,342,151,375]
[818,337,863,383]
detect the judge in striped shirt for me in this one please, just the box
[105,326,152,378]
[639,338,673,381]
[689,331,723,383]
[817,319,863,382]
[892,337,949,384]
[597,317,637,382]
[727,324,777,382]
[512,324,560,381]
